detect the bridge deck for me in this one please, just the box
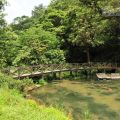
[96,73,120,80]
[13,68,84,79]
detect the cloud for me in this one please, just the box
[5,0,51,23]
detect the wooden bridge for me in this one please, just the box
[2,63,120,79]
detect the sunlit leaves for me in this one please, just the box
[13,26,65,65]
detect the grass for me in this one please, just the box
[0,87,69,120]
[0,72,70,120]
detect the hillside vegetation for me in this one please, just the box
[0,73,70,120]
[0,88,69,120]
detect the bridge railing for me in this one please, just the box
[2,63,120,77]
[2,63,84,77]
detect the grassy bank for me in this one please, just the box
[0,73,69,120]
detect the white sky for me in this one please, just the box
[5,0,51,23]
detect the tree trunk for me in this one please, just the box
[86,48,90,64]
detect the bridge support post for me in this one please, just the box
[70,71,73,77]
[17,67,21,79]
[75,70,78,77]
[41,74,46,80]
[104,69,106,73]
[59,72,61,80]
[53,72,57,79]
[87,69,91,79]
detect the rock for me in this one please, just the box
[107,88,112,92]
[24,85,41,92]
[25,94,31,99]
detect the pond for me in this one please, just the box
[30,79,120,120]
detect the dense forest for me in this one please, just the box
[0,0,120,68]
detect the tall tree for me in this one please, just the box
[46,0,109,63]
[65,1,109,63]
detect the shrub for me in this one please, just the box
[0,73,33,91]
[38,79,47,86]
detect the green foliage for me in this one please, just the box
[0,27,19,67]
[12,26,65,65]
[63,0,109,62]
[45,49,65,63]
[0,88,69,120]
[0,73,69,119]
[48,0,120,63]
[0,72,33,91]
[100,0,120,13]
[0,0,120,66]
[0,0,7,67]
[32,4,46,24]
[38,79,47,86]
[11,16,33,31]
[0,0,6,27]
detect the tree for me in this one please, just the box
[0,0,7,67]
[3,0,120,66]
[100,0,120,62]
[0,0,6,27]
[11,16,33,32]
[45,0,107,63]
[1,27,19,66]
[13,26,65,65]
[32,4,45,21]
[62,0,109,63]
[101,0,120,13]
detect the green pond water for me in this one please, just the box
[30,79,120,120]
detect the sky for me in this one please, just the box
[5,0,51,23]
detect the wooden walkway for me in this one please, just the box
[2,63,120,79]
[96,73,120,80]
[13,68,83,79]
